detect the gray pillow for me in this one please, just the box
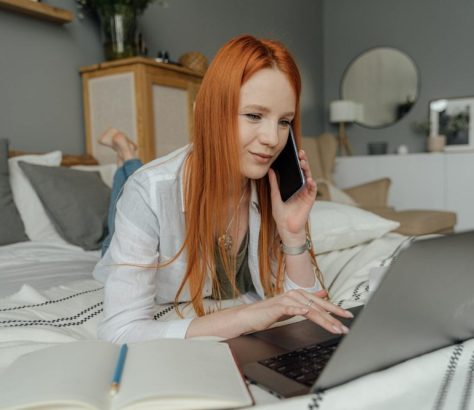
[0,139,28,245]
[18,162,111,250]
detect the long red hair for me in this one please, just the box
[173,35,323,315]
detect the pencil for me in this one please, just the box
[110,344,128,396]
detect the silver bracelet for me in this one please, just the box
[280,237,312,255]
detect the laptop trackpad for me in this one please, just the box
[253,319,339,350]
[252,305,362,351]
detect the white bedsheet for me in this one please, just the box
[2,234,471,409]
[0,241,100,297]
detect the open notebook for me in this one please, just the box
[0,339,253,410]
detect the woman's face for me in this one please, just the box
[238,68,296,181]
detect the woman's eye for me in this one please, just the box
[279,119,291,127]
[245,113,261,121]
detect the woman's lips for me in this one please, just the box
[250,152,273,164]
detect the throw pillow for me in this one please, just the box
[71,163,118,188]
[18,162,111,251]
[0,139,28,245]
[8,150,66,243]
[328,185,357,205]
[310,201,400,254]
[316,178,357,206]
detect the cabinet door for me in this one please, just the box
[445,153,474,232]
[152,84,189,157]
[85,71,139,165]
[140,68,200,163]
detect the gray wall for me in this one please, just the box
[3,0,474,156]
[323,0,474,155]
[0,0,102,154]
[141,0,324,137]
[0,0,323,154]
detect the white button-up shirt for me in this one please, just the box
[93,145,320,343]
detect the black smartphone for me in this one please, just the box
[270,126,306,202]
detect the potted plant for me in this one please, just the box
[77,0,156,60]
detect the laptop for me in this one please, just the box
[226,231,474,398]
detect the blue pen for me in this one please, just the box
[110,344,128,396]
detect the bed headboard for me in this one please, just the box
[8,150,99,167]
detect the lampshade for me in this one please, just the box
[355,103,364,122]
[330,100,360,123]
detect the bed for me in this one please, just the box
[1,146,473,409]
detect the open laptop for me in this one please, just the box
[226,231,474,398]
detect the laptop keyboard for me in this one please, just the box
[258,339,341,387]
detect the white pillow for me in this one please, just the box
[72,164,118,188]
[316,178,357,206]
[9,151,67,243]
[326,183,357,206]
[310,201,399,254]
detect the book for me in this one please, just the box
[0,339,253,410]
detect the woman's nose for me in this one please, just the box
[259,122,280,146]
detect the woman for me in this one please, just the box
[93,35,352,343]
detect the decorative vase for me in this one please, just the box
[427,135,446,153]
[98,4,138,61]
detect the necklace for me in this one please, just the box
[218,189,247,251]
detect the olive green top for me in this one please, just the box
[212,230,255,299]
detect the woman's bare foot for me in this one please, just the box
[98,127,118,148]
[98,128,138,165]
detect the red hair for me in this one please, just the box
[173,35,323,315]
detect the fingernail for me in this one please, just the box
[345,310,354,318]
[341,325,349,334]
[332,325,342,334]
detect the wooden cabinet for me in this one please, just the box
[80,57,202,164]
[333,152,474,232]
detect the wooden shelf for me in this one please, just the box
[0,0,74,24]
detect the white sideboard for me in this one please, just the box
[333,152,474,232]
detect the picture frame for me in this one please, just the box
[429,96,474,151]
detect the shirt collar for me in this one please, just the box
[177,148,191,213]
[250,180,260,213]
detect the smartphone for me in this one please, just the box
[270,126,306,202]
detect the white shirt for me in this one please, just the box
[93,145,320,343]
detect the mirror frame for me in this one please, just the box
[340,46,421,129]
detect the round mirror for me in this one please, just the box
[341,47,419,128]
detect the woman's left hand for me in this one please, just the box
[268,149,317,243]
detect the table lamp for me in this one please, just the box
[330,100,362,156]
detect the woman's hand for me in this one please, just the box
[186,289,353,339]
[268,149,317,245]
[237,289,353,335]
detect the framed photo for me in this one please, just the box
[429,96,474,151]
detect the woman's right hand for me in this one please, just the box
[236,289,353,335]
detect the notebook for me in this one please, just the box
[0,339,253,410]
[226,231,474,397]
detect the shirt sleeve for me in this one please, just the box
[283,271,321,293]
[93,173,192,343]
